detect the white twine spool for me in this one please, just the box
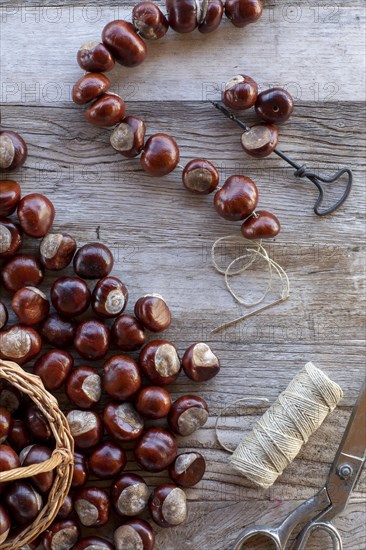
[217,363,343,489]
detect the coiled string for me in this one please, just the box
[211,235,290,334]
[216,362,343,489]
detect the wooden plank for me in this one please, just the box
[0,2,365,548]
[0,4,365,103]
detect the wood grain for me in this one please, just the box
[0,2,365,549]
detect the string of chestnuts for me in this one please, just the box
[71,1,283,241]
[0,176,222,549]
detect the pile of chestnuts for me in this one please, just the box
[0,177,221,549]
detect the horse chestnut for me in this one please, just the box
[149,484,187,527]
[139,340,181,386]
[74,487,110,527]
[168,395,209,436]
[103,402,144,444]
[111,473,149,517]
[17,193,55,238]
[66,366,101,409]
[182,342,220,381]
[134,427,177,473]
[40,233,77,271]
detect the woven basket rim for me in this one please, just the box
[0,359,74,549]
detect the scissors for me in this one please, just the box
[233,380,366,550]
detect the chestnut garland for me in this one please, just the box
[0,175,222,549]
[71,1,285,241]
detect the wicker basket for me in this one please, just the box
[0,359,74,549]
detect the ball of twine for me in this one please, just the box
[0,359,74,549]
[218,362,343,489]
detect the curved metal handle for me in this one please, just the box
[293,166,353,216]
[232,525,282,550]
[293,521,343,550]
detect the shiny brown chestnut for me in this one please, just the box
[241,123,279,158]
[17,193,55,238]
[141,134,179,177]
[225,0,263,27]
[111,473,149,517]
[182,342,220,381]
[7,419,33,452]
[86,93,126,127]
[66,409,103,449]
[92,276,128,318]
[241,210,281,239]
[114,519,155,550]
[74,487,110,527]
[43,519,80,550]
[102,20,147,67]
[40,233,77,271]
[166,0,198,33]
[51,277,91,318]
[66,366,101,409]
[34,349,73,391]
[182,159,219,194]
[20,444,54,494]
[214,175,258,221]
[133,2,169,39]
[139,340,181,386]
[0,301,8,330]
[103,402,144,444]
[0,504,10,544]
[56,494,73,520]
[73,242,114,279]
[89,441,127,479]
[0,180,21,217]
[77,41,115,72]
[110,116,146,158]
[12,286,49,325]
[0,325,42,365]
[168,395,209,436]
[0,254,43,292]
[72,73,111,106]
[3,481,43,524]
[135,386,171,419]
[74,537,114,550]
[0,406,13,443]
[255,87,294,125]
[134,427,177,473]
[223,74,258,110]
[134,294,172,332]
[199,0,224,33]
[40,313,76,348]
[25,403,52,441]
[103,355,142,400]
[168,451,206,487]
[74,319,110,360]
[0,131,28,171]
[0,444,20,493]
[112,314,147,351]
[149,484,187,527]
[0,381,21,413]
[71,451,88,489]
[0,218,22,258]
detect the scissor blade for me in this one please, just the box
[325,380,366,513]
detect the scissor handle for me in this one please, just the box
[232,525,283,550]
[293,520,343,550]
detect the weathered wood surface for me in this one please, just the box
[1,1,365,549]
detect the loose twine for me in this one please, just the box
[211,235,290,334]
[216,362,343,489]
[0,360,74,550]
